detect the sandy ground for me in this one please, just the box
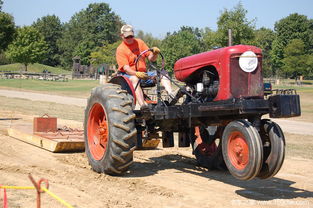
[0,90,313,208]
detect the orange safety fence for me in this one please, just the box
[0,174,73,208]
[0,184,8,208]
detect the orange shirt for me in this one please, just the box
[116,38,151,72]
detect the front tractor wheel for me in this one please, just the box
[222,120,263,180]
[257,119,285,179]
[84,84,137,175]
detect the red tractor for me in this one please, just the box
[84,45,301,180]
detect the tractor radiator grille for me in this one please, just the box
[230,57,264,98]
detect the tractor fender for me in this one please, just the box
[109,75,136,105]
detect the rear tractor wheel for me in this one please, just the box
[193,126,226,170]
[222,120,263,180]
[257,119,285,179]
[84,84,137,175]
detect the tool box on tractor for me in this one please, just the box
[84,45,301,180]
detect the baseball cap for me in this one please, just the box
[121,24,134,37]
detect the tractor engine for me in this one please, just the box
[174,45,263,102]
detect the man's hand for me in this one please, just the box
[151,47,160,54]
[135,71,149,80]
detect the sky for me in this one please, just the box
[2,0,313,38]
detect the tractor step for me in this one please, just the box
[142,138,160,149]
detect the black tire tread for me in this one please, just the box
[121,100,133,107]
[112,154,126,163]
[108,167,122,174]
[111,107,129,114]
[116,90,128,94]
[108,95,124,99]
[112,138,129,149]
[113,123,130,132]
[123,114,136,123]
[258,119,285,179]
[122,129,137,141]
[121,146,137,157]
[84,84,137,175]
[118,161,134,170]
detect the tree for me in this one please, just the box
[282,39,307,77]
[306,54,313,78]
[6,26,48,71]
[309,19,313,54]
[201,27,219,51]
[0,12,16,52]
[0,0,3,11]
[270,38,285,75]
[0,53,10,65]
[89,41,121,66]
[32,15,63,66]
[58,3,123,68]
[271,13,313,72]
[251,27,275,77]
[161,26,203,73]
[216,2,255,47]
[274,13,312,51]
[136,30,161,48]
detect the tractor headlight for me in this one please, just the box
[239,51,258,73]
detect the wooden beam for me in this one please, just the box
[7,127,85,153]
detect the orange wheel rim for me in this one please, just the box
[227,131,249,170]
[87,103,109,160]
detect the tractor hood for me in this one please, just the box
[173,45,262,82]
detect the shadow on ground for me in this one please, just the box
[126,153,313,201]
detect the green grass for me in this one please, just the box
[0,96,84,121]
[273,85,313,93]
[0,79,100,97]
[270,82,313,122]
[0,63,70,74]
[285,133,313,159]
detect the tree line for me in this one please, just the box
[0,2,312,78]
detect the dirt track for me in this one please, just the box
[0,90,313,208]
[1,123,313,208]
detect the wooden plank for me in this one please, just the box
[7,127,84,153]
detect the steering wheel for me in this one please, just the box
[134,48,197,103]
[134,48,165,72]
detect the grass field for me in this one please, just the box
[285,133,313,159]
[0,63,70,74]
[271,83,313,122]
[0,79,99,97]
[0,96,84,121]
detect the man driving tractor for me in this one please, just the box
[116,24,174,108]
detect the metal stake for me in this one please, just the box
[28,174,49,208]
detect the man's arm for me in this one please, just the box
[123,65,136,76]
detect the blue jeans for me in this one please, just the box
[119,71,157,85]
